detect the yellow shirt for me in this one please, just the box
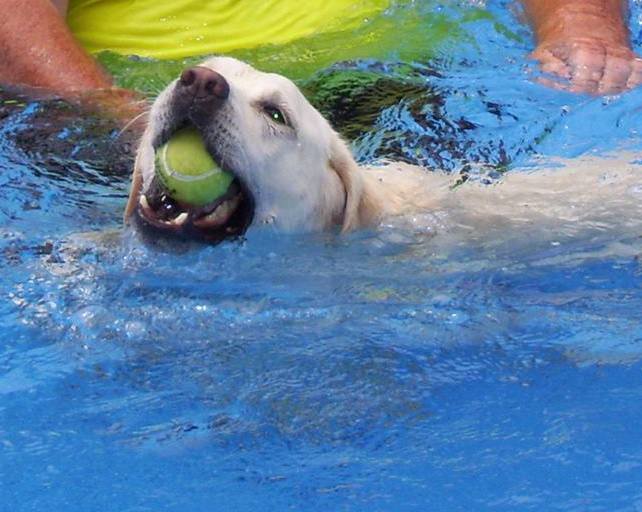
[68,0,390,59]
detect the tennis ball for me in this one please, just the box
[155,127,234,206]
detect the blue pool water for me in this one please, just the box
[2,1,642,510]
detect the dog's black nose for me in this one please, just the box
[178,66,229,100]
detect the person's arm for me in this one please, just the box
[0,0,111,92]
[522,0,642,94]
[51,0,69,16]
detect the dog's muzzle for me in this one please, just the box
[131,66,254,244]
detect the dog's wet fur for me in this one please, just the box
[126,57,642,244]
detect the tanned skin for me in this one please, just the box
[0,0,140,120]
[0,0,111,91]
[523,0,642,93]
[0,0,640,115]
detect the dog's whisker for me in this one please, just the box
[116,109,150,140]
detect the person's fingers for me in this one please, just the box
[599,54,633,94]
[532,47,570,77]
[568,43,606,94]
[530,48,571,88]
[626,58,642,89]
[535,75,570,91]
[542,56,572,80]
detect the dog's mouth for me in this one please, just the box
[134,124,254,244]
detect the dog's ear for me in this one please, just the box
[123,136,153,222]
[329,135,379,233]
[123,165,142,222]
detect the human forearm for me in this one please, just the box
[0,0,111,91]
[51,0,70,16]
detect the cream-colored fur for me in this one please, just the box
[128,57,642,239]
[357,157,642,234]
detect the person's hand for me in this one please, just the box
[531,36,642,94]
[81,88,148,122]
[68,87,149,135]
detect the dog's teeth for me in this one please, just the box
[139,195,150,210]
[193,194,241,228]
[171,212,189,226]
[202,205,229,225]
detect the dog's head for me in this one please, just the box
[126,57,374,242]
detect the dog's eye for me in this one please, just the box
[264,105,289,126]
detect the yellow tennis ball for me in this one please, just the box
[155,127,234,206]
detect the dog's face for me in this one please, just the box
[126,57,367,242]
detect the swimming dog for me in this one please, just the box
[126,57,642,243]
